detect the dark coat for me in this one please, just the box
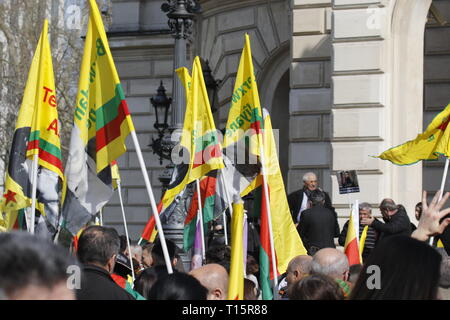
[287,188,335,224]
[76,264,135,300]
[297,205,340,255]
[370,206,411,241]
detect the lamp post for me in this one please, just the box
[149,81,172,165]
[162,0,200,130]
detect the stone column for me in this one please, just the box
[331,0,430,222]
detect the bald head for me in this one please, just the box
[286,255,312,289]
[311,248,349,281]
[189,264,229,300]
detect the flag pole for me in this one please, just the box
[430,157,450,245]
[219,171,232,245]
[29,153,39,234]
[129,130,173,274]
[117,178,136,283]
[258,143,279,298]
[196,179,206,262]
[243,213,248,277]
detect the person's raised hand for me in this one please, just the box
[411,191,450,241]
[361,217,374,226]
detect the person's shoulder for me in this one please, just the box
[288,189,303,198]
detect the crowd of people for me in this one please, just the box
[1,171,450,300]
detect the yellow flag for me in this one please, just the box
[377,103,450,164]
[359,225,368,263]
[223,34,263,150]
[175,67,191,94]
[242,109,307,274]
[228,201,245,300]
[25,20,64,180]
[1,20,58,230]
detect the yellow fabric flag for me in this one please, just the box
[228,201,245,300]
[242,109,307,274]
[223,34,263,154]
[377,103,450,164]
[359,225,368,262]
[175,67,191,95]
[140,59,224,243]
[62,0,135,235]
[26,20,64,181]
[161,57,224,209]
[1,20,58,230]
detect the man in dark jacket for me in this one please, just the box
[361,198,411,241]
[297,189,340,255]
[338,202,379,261]
[288,172,335,225]
[76,225,135,300]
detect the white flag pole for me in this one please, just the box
[99,208,103,226]
[196,179,206,261]
[430,157,450,245]
[130,130,173,274]
[117,178,136,284]
[219,171,232,245]
[29,153,39,234]
[258,143,278,298]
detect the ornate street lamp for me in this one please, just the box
[161,0,200,130]
[149,82,172,165]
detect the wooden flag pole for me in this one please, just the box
[196,179,206,261]
[29,154,39,234]
[130,130,173,274]
[430,157,450,245]
[117,178,136,284]
[258,143,279,299]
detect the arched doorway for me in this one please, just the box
[258,45,291,187]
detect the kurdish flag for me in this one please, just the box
[344,202,361,266]
[377,102,450,164]
[222,34,263,198]
[62,0,134,235]
[139,59,223,243]
[180,57,224,251]
[242,109,307,299]
[1,20,63,236]
[228,201,245,300]
[183,171,226,252]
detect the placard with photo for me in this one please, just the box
[336,170,360,194]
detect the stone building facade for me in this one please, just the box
[104,0,450,240]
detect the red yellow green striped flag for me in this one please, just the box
[242,109,307,299]
[1,20,63,235]
[26,20,64,182]
[139,58,223,243]
[62,0,135,235]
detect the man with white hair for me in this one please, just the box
[287,172,335,225]
[311,248,351,297]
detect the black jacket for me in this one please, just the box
[370,207,411,241]
[297,205,340,255]
[288,188,335,224]
[76,264,135,300]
